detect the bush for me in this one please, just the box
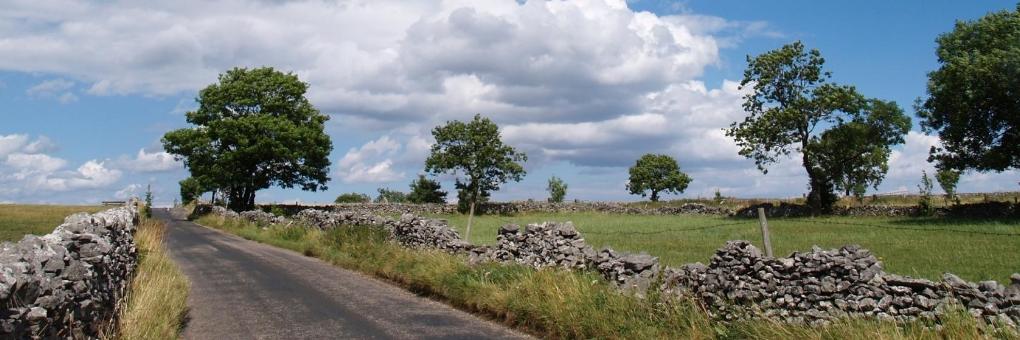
[335,192,370,203]
[918,171,936,215]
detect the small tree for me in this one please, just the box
[546,176,568,203]
[935,168,961,205]
[918,170,936,216]
[374,188,407,203]
[407,175,447,204]
[335,192,370,203]
[425,114,527,240]
[144,184,153,218]
[626,154,692,202]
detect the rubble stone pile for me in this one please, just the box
[0,206,139,339]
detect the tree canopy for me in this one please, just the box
[807,99,911,200]
[424,114,527,212]
[626,154,691,202]
[918,5,1020,172]
[407,175,447,204]
[163,67,332,211]
[726,41,909,212]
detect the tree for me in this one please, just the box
[335,192,370,203]
[178,177,206,205]
[936,168,961,205]
[918,170,936,216]
[726,41,908,213]
[807,99,911,201]
[546,176,568,203]
[375,188,408,203]
[162,67,332,211]
[918,5,1020,173]
[407,175,447,204]
[626,154,692,202]
[424,114,527,239]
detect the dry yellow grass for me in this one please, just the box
[115,217,190,340]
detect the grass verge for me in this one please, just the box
[196,215,1017,339]
[115,216,190,340]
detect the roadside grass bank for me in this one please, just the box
[114,216,190,340]
[0,204,105,241]
[195,214,1011,339]
[433,212,1020,284]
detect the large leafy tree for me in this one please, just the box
[726,41,908,213]
[626,154,692,202]
[407,175,447,204]
[425,114,526,239]
[163,67,332,211]
[917,5,1020,173]
[807,99,911,200]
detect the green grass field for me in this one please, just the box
[432,212,1020,284]
[0,205,105,242]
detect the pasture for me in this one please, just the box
[434,212,1020,284]
[0,205,104,241]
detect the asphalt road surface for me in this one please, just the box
[156,209,531,340]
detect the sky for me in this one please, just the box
[0,0,1017,205]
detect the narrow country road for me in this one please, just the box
[155,209,531,340]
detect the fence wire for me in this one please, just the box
[778,218,1020,237]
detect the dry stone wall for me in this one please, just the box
[0,206,138,339]
[209,206,1020,331]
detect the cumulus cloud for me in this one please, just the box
[117,148,181,172]
[0,134,122,199]
[114,183,142,200]
[336,136,404,183]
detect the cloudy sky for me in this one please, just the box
[1,0,1017,205]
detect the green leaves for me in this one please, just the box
[546,176,568,203]
[626,154,691,202]
[408,175,447,204]
[424,114,527,207]
[918,6,1020,172]
[162,67,332,211]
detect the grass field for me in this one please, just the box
[432,212,1020,284]
[0,204,105,241]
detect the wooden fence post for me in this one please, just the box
[757,207,774,257]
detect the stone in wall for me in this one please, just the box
[0,206,138,339]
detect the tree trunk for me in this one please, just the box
[650,190,659,202]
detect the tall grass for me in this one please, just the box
[197,216,1017,339]
[115,217,190,340]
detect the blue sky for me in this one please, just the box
[0,0,1016,205]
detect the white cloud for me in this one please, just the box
[118,148,181,172]
[336,136,404,183]
[0,134,123,199]
[25,78,78,103]
[114,183,141,200]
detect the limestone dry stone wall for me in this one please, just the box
[0,206,138,339]
[212,206,1020,331]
